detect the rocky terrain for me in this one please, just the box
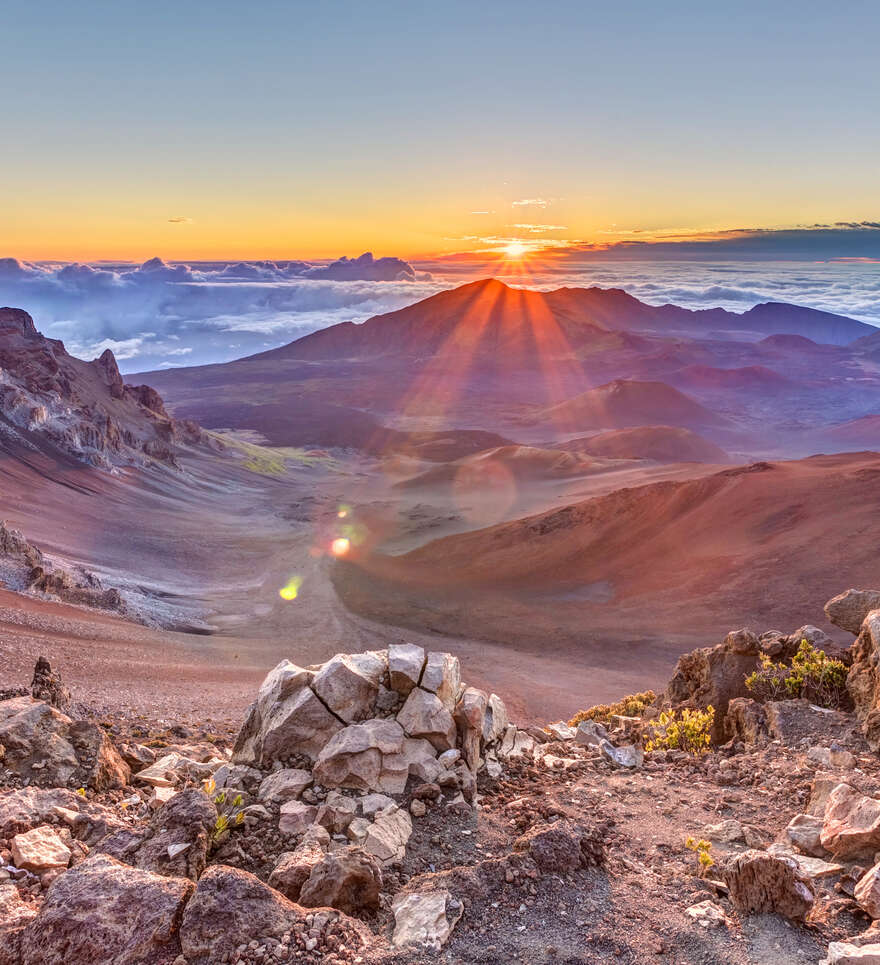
[3,590,880,963]
[0,307,211,470]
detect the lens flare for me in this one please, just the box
[278,576,302,601]
[331,537,350,557]
[337,504,351,519]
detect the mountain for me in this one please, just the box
[822,414,880,449]
[671,364,792,393]
[333,452,880,648]
[561,426,728,463]
[539,379,727,432]
[0,307,206,469]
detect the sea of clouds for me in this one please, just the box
[1,252,878,373]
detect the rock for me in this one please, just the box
[786,813,826,856]
[149,786,177,810]
[600,740,644,769]
[506,730,536,760]
[686,899,729,928]
[809,744,857,770]
[724,697,768,745]
[454,687,487,771]
[299,846,383,914]
[766,844,843,880]
[513,820,604,871]
[575,719,609,747]
[268,824,330,901]
[420,652,461,710]
[765,699,852,743]
[856,864,880,919]
[659,632,763,741]
[847,611,880,750]
[30,656,71,712]
[314,718,405,790]
[826,590,880,636]
[388,643,426,697]
[362,804,412,866]
[438,748,460,768]
[134,751,217,788]
[317,790,358,833]
[211,762,261,791]
[821,784,880,858]
[824,943,880,964]
[704,819,744,844]
[19,854,193,965]
[232,660,343,765]
[312,651,386,723]
[0,787,85,836]
[410,799,426,817]
[482,693,509,745]
[180,864,368,963]
[100,789,217,881]
[0,696,129,790]
[11,825,71,872]
[119,742,156,771]
[360,792,397,817]
[722,849,815,920]
[377,736,441,794]
[397,687,457,752]
[0,882,36,964]
[391,890,463,951]
[809,771,848,817]
[279,799,319,836]
[258,767,313,804]
[346,816,371,846]
[546,721,576,741]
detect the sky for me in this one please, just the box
[4,0,880,261]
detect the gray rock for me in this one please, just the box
[420,652,461,710]
[388,643,425,697]
[311,652,386,724]
[826,589,880,635]
[258,768,313,805]
[599,740,644,769]
[391,890,463,950]
[397,687,457,752]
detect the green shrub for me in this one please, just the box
[568,690,656,728]
[645,706,714,755]
[745,640,847,708]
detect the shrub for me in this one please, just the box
[745,640,847,709]
[685,836,714,875]
[203,777,246,847]
[568,691,656,728]
[645,706,714,755]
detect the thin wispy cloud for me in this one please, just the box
[511,199,549,208]
[511,224,568,233]
[167,216,193,224]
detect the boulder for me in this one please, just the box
[316,790,358,833]
[11,825,71,872]
[98,790,216,882]
[18,854,194,965]
[311,651,386,723]
[232,660,343,765]
[268,824,330,901]
[821,784,880,858]
[575,719,609,747]
[847,611,880,749]
[724,697,768,745]
[454,687,487,771]
[279,799,319,836]
[722,849,814,920]
[0,882,36,965]
[513,820,605,872]
[482,693,509,745]
[855,864,880,919]
[420,652,461,710]
[826,590,880,636]
[704,819,745,844]
[0,696,129,790]
[298,846,383,914]
[809,771,849,817]
[397,688,457,752]
[786,813,827,857]
[179,864,369,964]
[360,792,396,817]
[600,740,644,769]
[388,643,426,697]
[0,787,87,836]
[391,890,463,951]
[823,944,880,964]
[133,751,218,788]
[362,804,412,866]
[30,656,71,712]
[258,767,313,804]
[546,721,576,741]
[659,632,761,742]
[313,719,405,790]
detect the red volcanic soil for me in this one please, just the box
[539,378,726,433]
[562,425,728,463]
[334,452,880,681]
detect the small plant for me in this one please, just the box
[745,640,848,709]
[203,777,246,847]
[569,691,656,728]
[685,836,714,875]
[645,706,714,755]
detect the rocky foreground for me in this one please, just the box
[3,593,880,962]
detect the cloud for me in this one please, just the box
[167,216,193,224]
[0,253,435,372]
[511,199,549,208]
[511,224,568,233]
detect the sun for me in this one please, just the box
[504,242,527,258]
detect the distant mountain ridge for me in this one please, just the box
[247,278,874,362]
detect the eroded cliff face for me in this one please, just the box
[0,307,206,470]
